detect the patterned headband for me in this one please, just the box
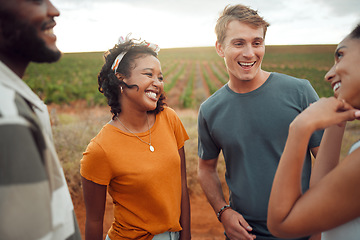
[111,35,160,73]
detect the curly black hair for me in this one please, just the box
[98,39,166,119]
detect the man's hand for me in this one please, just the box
[221,209,256,240]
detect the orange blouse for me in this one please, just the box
[81,107,189,240]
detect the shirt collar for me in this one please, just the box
[0,61,44,111]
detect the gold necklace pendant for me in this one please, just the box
[116,115,154,152]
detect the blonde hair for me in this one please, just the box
[215,4,270,44]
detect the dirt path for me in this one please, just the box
[73,192,225,240]
[166,61,192,109]
[202,61,224,89]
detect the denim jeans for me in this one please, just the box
[152,231,179,240]
[106,231,179,240]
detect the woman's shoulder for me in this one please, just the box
[156,106,182,126]
[159,106,178,118]
[89,123,118,145]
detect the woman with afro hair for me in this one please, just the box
[80,36,191,240]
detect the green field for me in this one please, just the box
[24,44,337,108]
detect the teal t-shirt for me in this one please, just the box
[198,72,323,240]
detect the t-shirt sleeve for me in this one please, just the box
[302,80,320,106]
[80,140,112,185]
[167,108,189,149]
[197,107,221,160]
[302,80,324,148]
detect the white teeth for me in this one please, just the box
[333,82,341,92]
[239,62,255,66]
[146,91,157,99]
[44,29,54,34]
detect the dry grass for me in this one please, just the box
[50,104,112,198]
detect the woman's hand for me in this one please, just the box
[292,97,360,132]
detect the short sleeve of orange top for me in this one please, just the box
[80,107,189,240]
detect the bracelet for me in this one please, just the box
[216,204,231,222]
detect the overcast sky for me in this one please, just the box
[51,0,360,53]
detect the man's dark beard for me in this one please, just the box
[0,11,61,63]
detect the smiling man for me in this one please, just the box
[0,0,81,239]
[197,4,324,240]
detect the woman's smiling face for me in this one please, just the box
[121,55,164,112]
[325,37,360,109]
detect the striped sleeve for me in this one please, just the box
[0,84,81,240]
[0,86,54,239]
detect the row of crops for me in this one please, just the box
[24,45,336,109]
